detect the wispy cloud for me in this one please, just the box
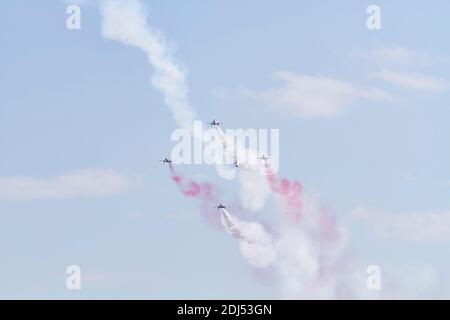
[337,46,448,92]
[0,169,133,200]
[371,70,448,92]
[397,171,419,183]
[336,45,445,67]
[251,71,391,118]
[351,206,450,242]
[371,46,432,66]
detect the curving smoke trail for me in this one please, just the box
[220,208,277,269]
[168,164,213,198]
[100,0,196,131]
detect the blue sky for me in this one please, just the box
[1,0,450,299]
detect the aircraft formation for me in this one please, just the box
[161,120,272,210]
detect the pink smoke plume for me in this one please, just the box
[168,164,221,227]
[265,164,342,241]
[265,165,302,221]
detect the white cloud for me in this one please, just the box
[351,206,450,242]
[372,46,429,65]
[0,169,133,200]
[371,70,448,92]
[253,71,391,118]
[336,45,444,67]
[336,46,448,93]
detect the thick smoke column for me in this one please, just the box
[220,199,351,298]
[100,0,196,130]
[275,193,350,298]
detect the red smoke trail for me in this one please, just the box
[265,165,342,243]
[265,165,302,222]
[169,164,213,197]
[168,164,221,227]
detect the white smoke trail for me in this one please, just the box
[214,126,270,211]
[220,209,276,268]
[220,208,243,238]
[100,0,196,130]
